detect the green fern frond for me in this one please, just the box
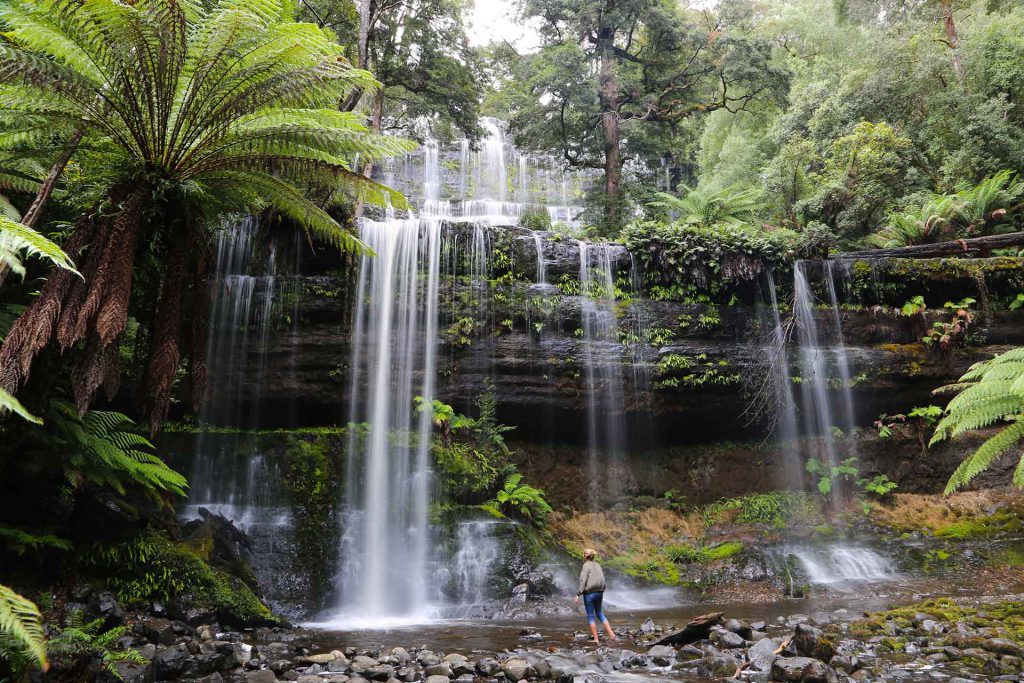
[0,217,79,280]
[0,387,42,424]
[944,419,1024,494]
[0,583,48,671]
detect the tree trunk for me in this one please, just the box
[354,90,385,218]
[939,0,966,85]
[597,29,622,229]
[0,125,86,288]
[342,0,374,112]
[834,231,1024,259]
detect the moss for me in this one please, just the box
[934,511,1022,539]
[699,541,743,562]
[94,534,280,627]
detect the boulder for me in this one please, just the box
[424,662,452,678]
[426,677,450,683]
[646,645,675,666]
[770,656,836,682]
[747,637,779,673]
[476,658,502,676]
[713,628,746,649]
[697,652,740,678]
[154,645,190,680]
[501,657,533,681]
[244,669,279,683]
[651,612,725,646]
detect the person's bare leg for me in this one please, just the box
[602,618,617,641]
[589,622,600,645]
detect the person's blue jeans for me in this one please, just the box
[582,591,605,625]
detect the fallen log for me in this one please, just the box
[834,231,1024,260]
[650,611,724,646]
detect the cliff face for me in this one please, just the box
[196,224,1024,454]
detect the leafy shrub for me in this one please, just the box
[623,220,799,299]
[806,457,860,496]
[858,474,898,499]
[922,299,975,353]
[518,207,552,231]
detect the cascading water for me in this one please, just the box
[317,119,592,625]
[579,242,628,506]
[792,261,857,489]
[787,546,893,585]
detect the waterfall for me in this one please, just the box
[763,270,802,486]
[450,521,502,608]
[579,242,627,505]
[788,546,893,585]
[532,232,547,285]
[333,219,441,621]
[792,261,857,493]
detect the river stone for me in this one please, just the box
[476,658,502,676]
[417,651,441,667]
[640,618,656,634]
[697,652,739,678]
[713,628,746,649]
[350,656,379,673]
[444,654,473,676]
[244,671,279,683]
[390,648,411,665]
[364,664,395,681]
[647,645,675,666]
[771,656,835,682]
[298,654,336,665]
[154,645,190,680]
[747,637,779,672]
[725,618,752,639]
[298,676,323,683]
[501,657,533,681]
[424,662,452,678]
[984,638,1024,657]
[425,676,450,683]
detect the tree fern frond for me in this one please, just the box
[0,217,79,277]
[0,583,48,671]
[944,419,1024,494]
[0,387,42,424]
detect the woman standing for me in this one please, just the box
[573,549,617,645]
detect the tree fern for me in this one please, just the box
[931,349,1024,493]
[647,185,763,228]
[0,583,48,672]
[0,386,42,424]
[0,0,414,424]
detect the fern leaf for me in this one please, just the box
[944,419,1024,494]
[0,583,48,670]
[0,387,42,424]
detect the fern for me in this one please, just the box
[0,525,72,554]
[0,386,42,423]
[51,401,188,502]
[647,184,763,228]
[489,471,553,526]
[0,583,48,672]
[931,349,1024,493]
[0,216,78,281]
[48,612,144,677]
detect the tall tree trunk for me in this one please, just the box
[939,0,966,85]
[354,90,385,218]
[0,125,86,288]
[342,0,374,112]
[597,29,622,229]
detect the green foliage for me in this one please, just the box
[645,185,763,228]
[51,402,187,503]
[870,172,1024,247]
[623,221,798,299]
[0,386,42,424]
[922,299,976,352]
[806,457,859,496]
[858,474,898,499]
[0,216,79,281]
[82,533,275,625]
[931,347,1024,493]
[0,583,47,673]
[489,473,552,527]
[664,541,743,564]
[703,491,814,528]
[901,296,927,318]
[518,207,552,231]
[0,525,72,555]
[47,612,144,679]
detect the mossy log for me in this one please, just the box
[835,231,1024,259]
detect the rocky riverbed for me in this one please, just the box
[97,587,1024,683]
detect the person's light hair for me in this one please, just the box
[584,548,596,560]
